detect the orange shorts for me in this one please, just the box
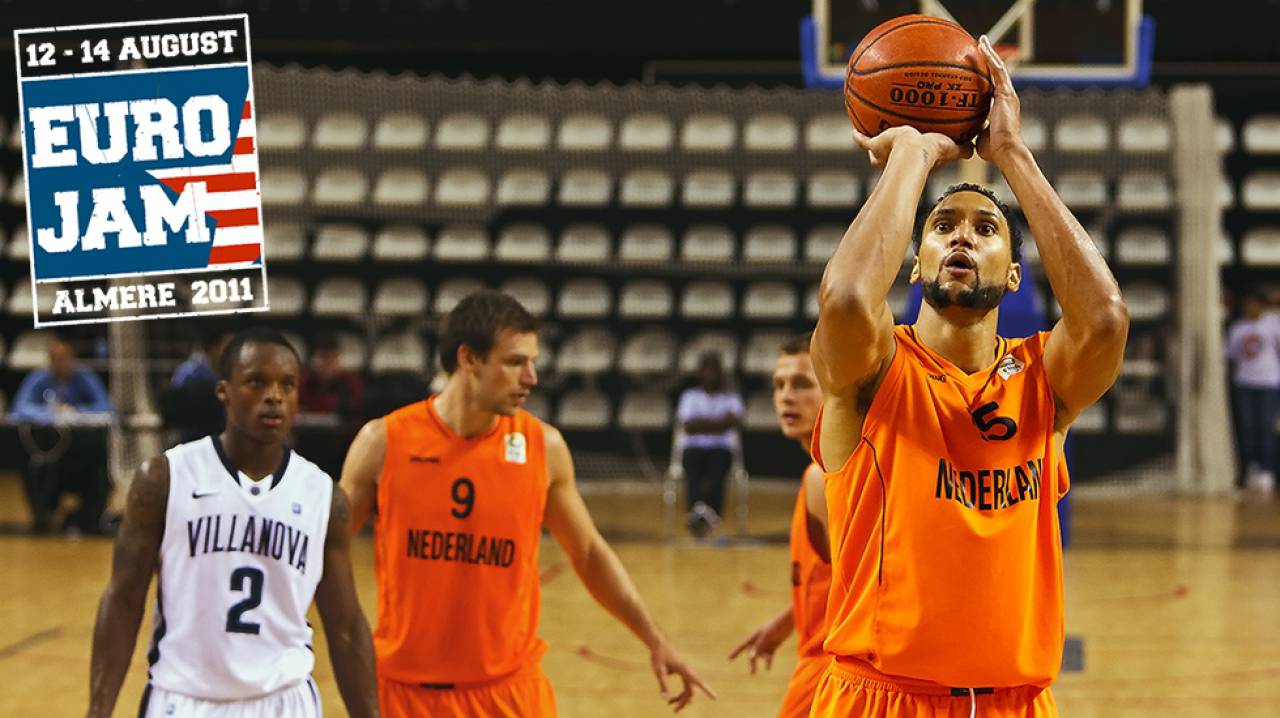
[808,658,1057,718]
[378,663,557,718]
[778,654,827,718]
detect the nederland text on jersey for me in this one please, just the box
[405,528,517,568]
[187,512,313,574]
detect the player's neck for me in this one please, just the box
[913,303,1001,374]
[434,381,499,439]
[217,430,285,482]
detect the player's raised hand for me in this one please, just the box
[975,34,1025,163]
[649,640,717,712]
[727,611,792,675]
[852,124,972,170]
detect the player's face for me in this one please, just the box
[471,329,539,416]
[912,191,1021,312]
[772,352,822,442]
[217,342,299,443]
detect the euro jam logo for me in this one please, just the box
[14,14,268,325]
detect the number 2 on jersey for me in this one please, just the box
[226,566,264,634]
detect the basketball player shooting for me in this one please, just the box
[728,334,831,718]
[87,329,378,718]
[340,290,715,716]
[807,37,1129,717]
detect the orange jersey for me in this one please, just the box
[789,470,831,660]
[374,397,549,684]
[813,326,1068,688]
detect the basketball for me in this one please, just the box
[844,14,992,141]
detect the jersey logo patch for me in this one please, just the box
[192,489,217,499]
[504,432,527,464]
[996,354,1025,380]
[292,502,302,514]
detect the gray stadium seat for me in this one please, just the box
[744,113,798,152]
[619,225,674,263]
[372,168,429,207]
[1242,228,1280,266]
[558,169,612,207]
[926,166,961,203]
[557,279,612,319]
[619,113,673,152]
[619,329,677,375]
[434,225,490,262]
[312,223,369,262]
[556,391,613,430]
[1117,171,1171,211]
[681,113,736,152]
[497,168,551,206]
[744,392,777,431]
[372,225,430,262]
[557,224,611,263]
[8,331,48,370]
[1072,402,1107,434]
[335,331,368,371]
[743,224,797,264]
[373,277,429,317]
[6,226,26,262]
[618,281,673,319]
[257,113,306,150]
[618,392,673,430]
[680,281,734,320]
[1114,397,1167,434]
[804,225,843,264]
[6,172,21,206]
[435,167,491,207]
[679,332,739,373]
[556,329,617,374]
[557,113,612,152]
[806,113,854,152]
[311,278,367,317]
[522,393,550,421]
[1021,114,1048,152]
[1216,117,1236,154]
[435,278,486,314]
[1220,175,1236,209]
[312,112,367,150]
[1056,172,1108,210]
[370,332,429,374]
[312,167,368,206]
[373,112,429,151]
[1118,115,1170,153]
[620,169,674,207]
[1242,172,1280,210]
[681,224,735,263]
[1115,227,1171,266]
[6,279,31,316]
[263,223,306,262]
[494,224,552,263]
[1243,114,1280,154]
[744,170,797,208]
[1218,230,1236,266]
[1054,113,1109,153]
[496,113,551,151]
[499,278,551,316]
[259,168,307,206]
[264,277,306,316]
[743,282,797,320]
[804,284,819,320]
[743,331,790,376]
[1123,283,1169,321]
[435,113,490,150]
[682,170,735,208]
[807,171,860,208]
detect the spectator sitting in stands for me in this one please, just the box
[1228,290,1280,493]
[297,333,365,478]
[10,334,114,535]
[161,329,232,444]
[676,351,744,538]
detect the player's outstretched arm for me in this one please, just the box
[540,422,716,712]
[315,488,379,718]
[339,418,386,534]
[86,457,168,718]
[975,36,1129,428]
[728,605,793,674]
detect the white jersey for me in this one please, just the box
[146,436,332,701]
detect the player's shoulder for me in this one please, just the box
[1003,330,1053,361]
[284,448,333,486]
[532,415,561,446]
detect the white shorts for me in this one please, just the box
[139,678,322,718]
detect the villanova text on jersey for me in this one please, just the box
[186,513,313,574]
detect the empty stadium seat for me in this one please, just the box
[1243,114,1280,154]
[435,113,490,150]
[370,332,429,374]
[742,225,797,264]
[926,166,961,203]
[743,282,797,320]
[1216,117,1236,154]
[807,171,860,208]
[522,393,550,421]
[744,113,798,152]
[557,224,611,263]
[435,167,491,207]
[1054,114,1109,153]
[260,168,307,205]
[804,284,819,320]
[311,278,367,317]
[6,279,31,316]
[556,329,616,374]
[1219,230,1236,265]
[1115,227,1170,266]
[806,113,855,152]
[372,277,429,317]
[263,223,307,262]
[373,112,429,150]
[1120,355,1163,380]
[1117,171,1172,211]
[495,224,552,263]
[372,225,430,262]
[619,225,674,263]
[312,167,368,206]
[6,172,21,206]
[434,225,490,262]
[680,281,734,319]
[499,278,551,316]
[257,113,307,150]
[1114,397,1167,434]
[682,170,735,208]
[434,278,485,314]
[312,223,369,262]
[497,168,551,206]
[681,113,736,152]
[557,113,612,151]
[619,113,673,152]
[681,224,735,263]
[558,169,612,207]
[264,276,306,316]
[804,225,843,264]
[372,168,429,206]
[557,279,612,319]
[745,170,798,208]
[679,332,739,372]
[334,332,368,370]
[7,331,48,371]
[620,169,674,207]
[618,280,673,319]
[1123,283,1169,321]
[618,392,672,430]
[1242,172,1280,210]
[744,392,777,430]
[312,112,367,150]
[1056,172,1108,210]
[1021,114,1047,152]
[1220,175,1236,209]
[619,329,677,375]
[743,331,790,375]
[1242,228,1280,266]
[1117,115,1170,153]
[556,390,613,429]
[6,227,25,262]
[496,113,551,151]
[1087,226,1110,258]
[1071,402,1107,434]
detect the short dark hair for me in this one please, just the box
[780,332,813,356]
[438,290,540,373]
[218,327,301,380]
[913,183,1023,263]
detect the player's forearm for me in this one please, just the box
[575,540,666,649]
[328,613,379,718]
[86,586,146,718]
[996,145,1128,337]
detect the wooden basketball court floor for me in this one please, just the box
[1,473,1279,717]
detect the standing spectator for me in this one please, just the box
[1227,290,1280,492]
[298,333,366,477]
[160,329,231,443]
[676,351,744,537]
[10,334,114,534]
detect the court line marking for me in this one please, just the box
[0,626,63,661]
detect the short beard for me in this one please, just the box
[922,272,1007,311]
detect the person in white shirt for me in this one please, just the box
[1227,291,1280,492]
[675,352,745,537]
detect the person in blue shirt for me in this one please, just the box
[675,351,745,538]
[161,329,232,443]
[11,334,114,534]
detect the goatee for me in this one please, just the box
[922,272,1006,311]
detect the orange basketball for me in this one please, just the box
[844,14,992,142]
